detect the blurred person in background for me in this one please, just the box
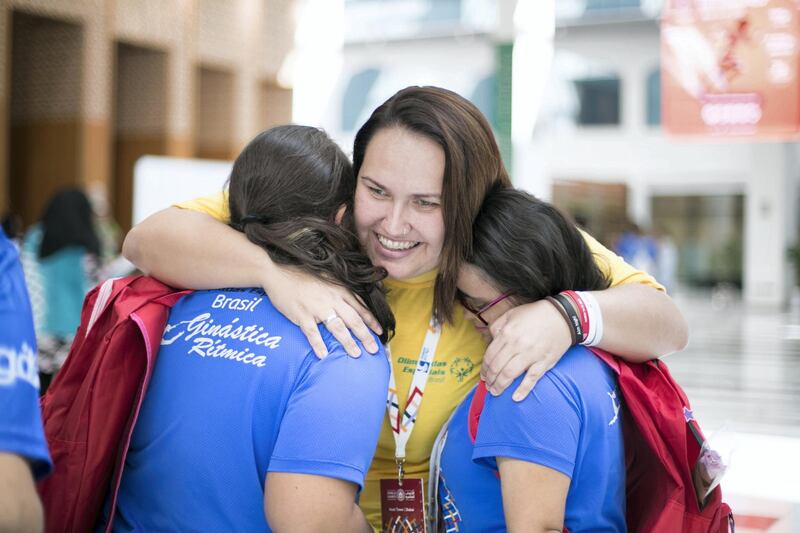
[1,212,24,245]
[655,227,679,294]
[615,221,658,277]
[21,187,101,393]
[0,225,53,532]
[86,184,136,279]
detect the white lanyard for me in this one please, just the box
[427,402,458,531]
[386,316,442,478]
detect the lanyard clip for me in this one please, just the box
[396,458,405,485]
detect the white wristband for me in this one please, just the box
[577,291,603,347]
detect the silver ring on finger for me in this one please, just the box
[323,312,339,325]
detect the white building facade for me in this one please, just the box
[517,3,800,308]
[310,0,800,308]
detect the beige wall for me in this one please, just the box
[196,66,235,160]
[113,43,168,229]
[260,81,293,130]
[9,11,83,225]
[2,0,296,228]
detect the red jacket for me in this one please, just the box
[37,275,189,533]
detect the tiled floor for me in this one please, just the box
[666,289,800,532]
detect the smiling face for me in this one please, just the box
[353,127,446,281]
[457,264,516,340]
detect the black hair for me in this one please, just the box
[227,125,395,343]
[467,187,610,303]
[39,188,100,259]
[2,213,23,240]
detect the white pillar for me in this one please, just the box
[292,0,344,128]
[744,143,791,308]
[166,0,196,156]
[629,179,651,228]
[510,0,553,192]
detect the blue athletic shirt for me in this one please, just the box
[112,287,389,532]
[438,345,626,532]
[0,229,52,478]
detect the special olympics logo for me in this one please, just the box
[449,357,475,383]
[396,490,406,502]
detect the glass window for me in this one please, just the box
[341,68,380,132]
[585,0,641,11]
[424,0,461,23]
[646,67,660,126]
[651,194,744,288]
[573,76,621,126]
[470,74,496,128]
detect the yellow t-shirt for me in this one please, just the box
[361,271,485,527]
[175,192,664,529]
[175,190,231,220]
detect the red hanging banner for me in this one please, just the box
[662,0,800,137]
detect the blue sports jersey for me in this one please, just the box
[438,345,626,532]
[0,229,52,478]
[112,288,389,532]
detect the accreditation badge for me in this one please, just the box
[379,477,426,532]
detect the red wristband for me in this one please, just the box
[563,290,589,343]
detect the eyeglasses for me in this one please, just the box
[458,292,512,326]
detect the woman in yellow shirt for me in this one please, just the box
[124,86,687,531]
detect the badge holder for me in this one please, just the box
[380,458,426,533]
[381,320,440,533]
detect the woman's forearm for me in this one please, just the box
[123,207,274,290]
[592,283,689,361]
[123,206,381,357]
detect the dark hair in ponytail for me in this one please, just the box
[468,187,610,303]
[227,125,395,343]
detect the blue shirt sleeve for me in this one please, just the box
[0,231,52,478]
[268,333,390,489]
[471,370,581,480]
